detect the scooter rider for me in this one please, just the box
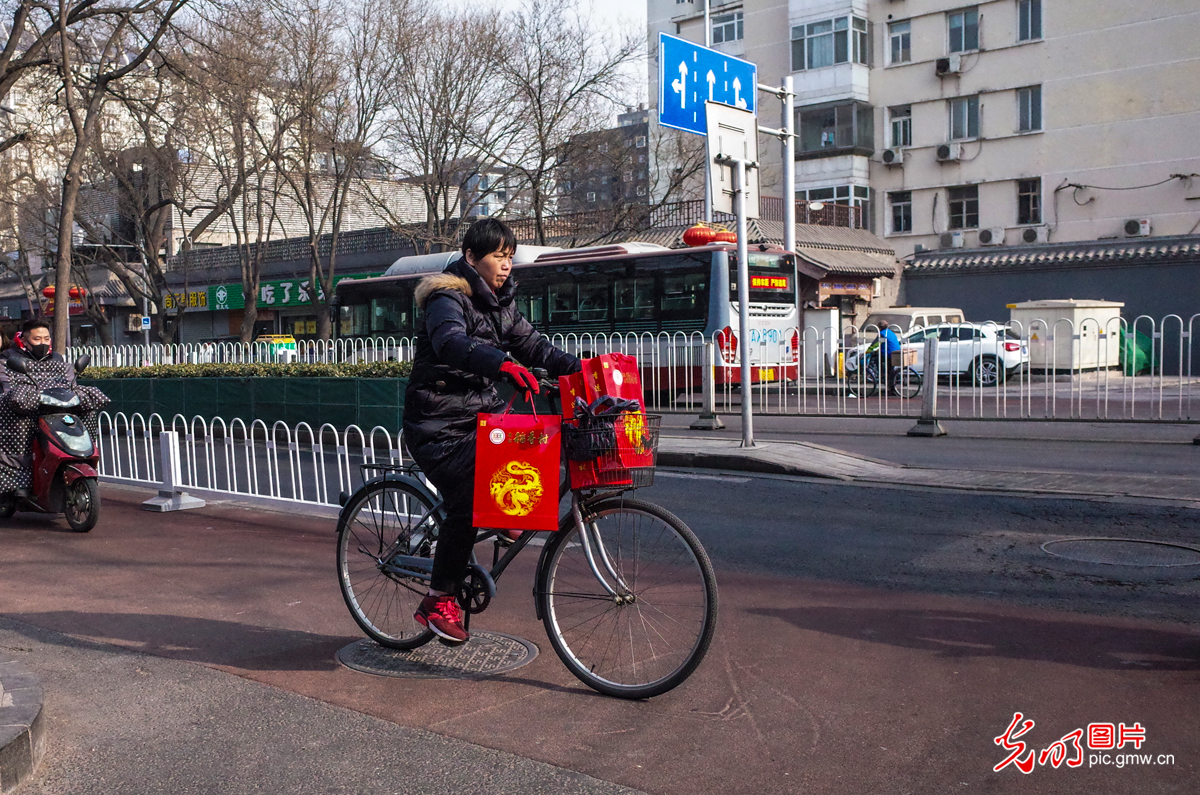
[0,319,108,498]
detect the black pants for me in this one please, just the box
[415,434,479,594]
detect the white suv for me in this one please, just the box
[904,323,1029,386]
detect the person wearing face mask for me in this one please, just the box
[401,218,581,644]
[0,318,108,498]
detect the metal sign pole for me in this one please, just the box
[729,157,755,447]
[782,76,795,256]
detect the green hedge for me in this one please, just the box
[83,361,412,380]
[80,376,409,431]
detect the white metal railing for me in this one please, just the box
[77,315,1200,422]
[97,411,410,509]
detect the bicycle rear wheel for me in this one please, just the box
[893,367,922,399]
[537,497,718,699]
[336,479,440,649]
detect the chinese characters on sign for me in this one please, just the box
[163,290,208,310]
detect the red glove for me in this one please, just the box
[500,361,539,393]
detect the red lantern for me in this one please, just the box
[682,224,717,247]
[714,230,737,244]
[42,286,55,298]
[68,286,84,299]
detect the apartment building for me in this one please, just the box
[648,0,1200,261]
[557,107,651,214]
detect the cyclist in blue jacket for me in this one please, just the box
[878,321,902,394]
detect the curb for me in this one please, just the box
[0,653,45,794]
[657,449,852,480]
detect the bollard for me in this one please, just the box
[142,431,207,511]
[691,342,726,430]
[908,335,947,437]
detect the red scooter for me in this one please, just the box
[0,355,101,532]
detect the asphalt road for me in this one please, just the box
[1,476,1198,794]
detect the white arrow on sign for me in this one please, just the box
[706,70,716,101]
[732,76,747,109]
[672,62,688,109]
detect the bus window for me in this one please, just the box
[548,279,578,324]
[615,277,654,320]
[369,282,416,334]
[577,280,610,322]
[516,289,545,325]
[661,272,707,318]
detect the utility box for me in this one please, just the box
[1008,299,1124,371]
[800,307,840,378]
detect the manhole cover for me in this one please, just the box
[336,632,538,679]
[1042,538,1200,567]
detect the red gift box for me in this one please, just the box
[558,371,588,420]
[474,408,562,531]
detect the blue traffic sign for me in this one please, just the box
[658,33,757,136]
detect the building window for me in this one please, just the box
[890,191,913,233]
[948,8,980,53]
[635,135,646,148]
[889,105,912,147]
[889,21,911,64]
[948,185,979,229]
[1018,178,1041,224]
[1017,85,1042,131]
[623,171,632,182]
[587,192,596,203]
[712,12,743,44]
[637,185,646,196]
[791,16,869,71]
[949,95,979,140]
[1018,0,1042,41]
[797,101,874,156]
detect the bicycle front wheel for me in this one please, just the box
[336,479,440,649]
[537,498,718,699]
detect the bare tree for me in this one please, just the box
[46,0,189,346]
[475,0,640,244]
[374,2,504,252]
[270,0,392,340]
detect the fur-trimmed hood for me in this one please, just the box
[415,272,472,309]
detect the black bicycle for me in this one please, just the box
[334,377,718,699]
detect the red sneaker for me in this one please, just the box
[496,529,522,544]
[414,594,469,644]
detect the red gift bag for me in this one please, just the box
[558,371,588,420]
[613,411,655,469]
[583,353,645,410]
[473,401,562,532]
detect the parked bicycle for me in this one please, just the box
[334,375,718,699]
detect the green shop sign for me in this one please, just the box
[208,273,380,312]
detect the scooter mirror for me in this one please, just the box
[6,355,30,375]
[74,354,91,375]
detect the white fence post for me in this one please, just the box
[142,431,206,512]
[690,342,726,430]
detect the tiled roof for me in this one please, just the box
[906,235,1200,273]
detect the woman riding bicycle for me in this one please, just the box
[401,218,581,644]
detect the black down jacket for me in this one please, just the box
[401,257,580,462]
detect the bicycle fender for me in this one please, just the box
[334,472,444,532]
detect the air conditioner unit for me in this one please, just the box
[1020,225,1049,244]
[126,314,144,332]
[881,148,904,166]
[936,142,962,162]
[935,54,962,77]
[1123,218,1152,237]
[939,231,965,249]
[978,227,1006,246]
